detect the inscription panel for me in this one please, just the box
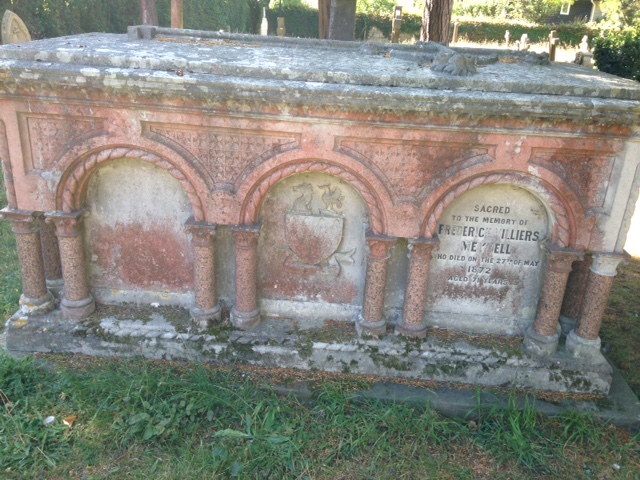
[426,185,549,334]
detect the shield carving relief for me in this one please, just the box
[285,213,343,265]
[283,182,355,273]
[258,173,367,309]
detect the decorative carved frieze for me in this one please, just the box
[530,148,615,210]
[337,137,494,204]
[18,114,104,173]
[143,123,300,190]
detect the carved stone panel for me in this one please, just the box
[18,114,104,173]
[426,185,549,334]
[530,148,615,210]
[143,123,300,190]
[258,173,368,316]
[84,159,194,304]
[337,137,494,204]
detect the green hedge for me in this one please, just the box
[454,19,600,46]
[0,0,259,39]
[593,27,640,81]
[267,4,319,38]
[0,0,610,51]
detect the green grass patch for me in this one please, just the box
[601,256,640,395]
[0,168,21,326]
[1,354,638,479]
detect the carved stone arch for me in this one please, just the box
[423,173,574,247]
[57,146,205,221]
[241,161,387,234]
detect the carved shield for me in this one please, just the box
[285,213,343,265]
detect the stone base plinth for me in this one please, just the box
[566,329,602,360]
[523,325,560,356]
[61,295,96,319]
[231,307,261,330]
[190,305,222,330]
[19,291,55,315]
[5,305,614,395]
[395,321,428,338]
[355,314,387,337]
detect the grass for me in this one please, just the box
[0,169,21,325]
[0,354,638,479]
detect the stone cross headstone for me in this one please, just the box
[391,6,403,44]
[451,21,460,45]
[367,26,385,43]
[548,30,559,62]
[261,8,268,36]
[580,35,590,52]
[1,10,31,45]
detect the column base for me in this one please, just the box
[190,305,222,331]
[355,314,386,337]
[559,315,577,336]
[46,279,65,298]
[395,321,427,338]
[19,291,55,316]
[231,307,260,330]
[566,329,602,359]
[61,295,96,320]
[523,325,560,356]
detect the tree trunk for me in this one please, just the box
[319,0,331,39]
[420,0,453,44]
[140,0,158,26]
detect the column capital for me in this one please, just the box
[590,252,624,277]
[231,224,261,249]
[45,210,88,237]
[185,217,217,247]
[365,231,396,260]
[408,236,440,259]
[0,208,42,234]
[544,243,584,274]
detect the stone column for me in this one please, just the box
[559,253,592,335]
[567,252,624,358]
[231,224,261,330]
[39,219,64,297]
[524,244,583,356]
[185,218,220,330]
[46,210,95,319]
[0,208,54,315]
[396,237,439,338]
[356,232,396,337]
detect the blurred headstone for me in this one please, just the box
[2,10,31,45]
[277,17,285,37]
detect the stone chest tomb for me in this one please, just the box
[1,27,639,394]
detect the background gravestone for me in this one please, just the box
[1,10,31,45]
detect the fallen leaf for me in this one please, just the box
[63,415,78,428]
